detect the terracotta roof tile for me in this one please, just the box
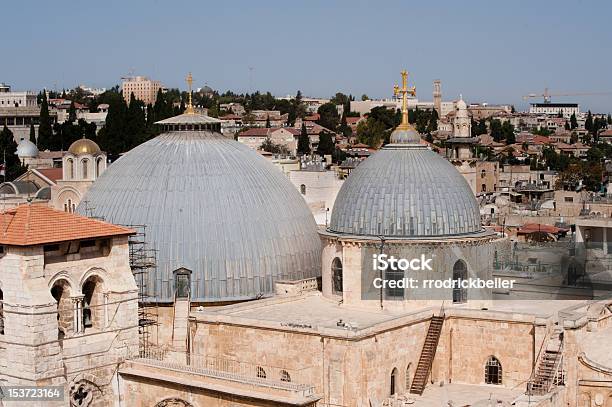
[0,204,134,246]
[36,168,63,182]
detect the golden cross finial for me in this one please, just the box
[393,70,416,130]
[185,72,195,114]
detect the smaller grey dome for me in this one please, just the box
[16,138,38,158]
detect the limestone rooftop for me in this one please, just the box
[192,292,590,337]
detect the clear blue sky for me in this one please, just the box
[5,0,612,112]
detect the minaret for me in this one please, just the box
[454,95,471,138]
[433,80,441,116]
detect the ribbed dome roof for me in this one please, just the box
[77,128,321,302]
[16,139,38,158]
[68,138,101,155]
[329,143,482,238]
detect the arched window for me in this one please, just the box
[95,157,103,178]
[331,257,343,294]
[390,367,398,395]
[280,370,291,382]
[300,184,306,195]
[256,366,266,379]
[405,363,412,391]
[82,275,104,332]
[0,288,4,335]
[51,280,73,339]
[452,260,468,303]
[82,159,89,179]
[485,356,502,385]
[482,184,487,192]
[67,158,74,179]
[67,199,73,213]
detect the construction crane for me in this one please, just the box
[523,88,612,104]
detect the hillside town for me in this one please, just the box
[2,75,612,238]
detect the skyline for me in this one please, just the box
[4,0,612,112]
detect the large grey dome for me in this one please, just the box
[78,122,321,303]
[329,143,482,238]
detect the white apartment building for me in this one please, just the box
[529,102,579,118]
[0,82,37,107]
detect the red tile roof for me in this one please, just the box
[238,128,270,137]
[0,204,134,246]
[36,168,63,182]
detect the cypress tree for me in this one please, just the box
[297,123,311,155]
[29,124,36,144]
[570,113,578,129]
[37,91,53,150]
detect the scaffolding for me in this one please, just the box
[126,224,159,353]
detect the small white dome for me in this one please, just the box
[16,138,39,158]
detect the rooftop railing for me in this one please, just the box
[135,347,316,397]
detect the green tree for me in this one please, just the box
[585,110,593,133]
[0,126,26,180]
[317,103,340,131]
[489,119,503,142]
[260,138,289,155]
[37,91,54,150]
[570,112,578,130]
[564,120,570,131]
[29,124,36,144]
[361,94,369,101]
[501,121,515,144]
[68,101,77,123]
[607,114,611,125]
[297,123,311,155]
[427,108,438,133]
[317,131,335,155]
[586,146,604,163]
[265,115,271,128]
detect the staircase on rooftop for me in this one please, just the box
[526,328,564,396]
[409,315,444,395]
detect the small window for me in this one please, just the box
[331,257,343,294]
[256,366,266,379]
[564,197,574,202]
[79,240,96,248]
[485,356,502,385]
[44,244,60,253]
[390,367,398,395]
[300,184,306,195]
[280,370,291,382]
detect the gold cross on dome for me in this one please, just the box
[393,70,416,130]
[185,72,194,114]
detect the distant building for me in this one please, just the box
[121,76,162,105]
[0,106,58,142]
[529,102,579,118]
[0,82,37,107]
